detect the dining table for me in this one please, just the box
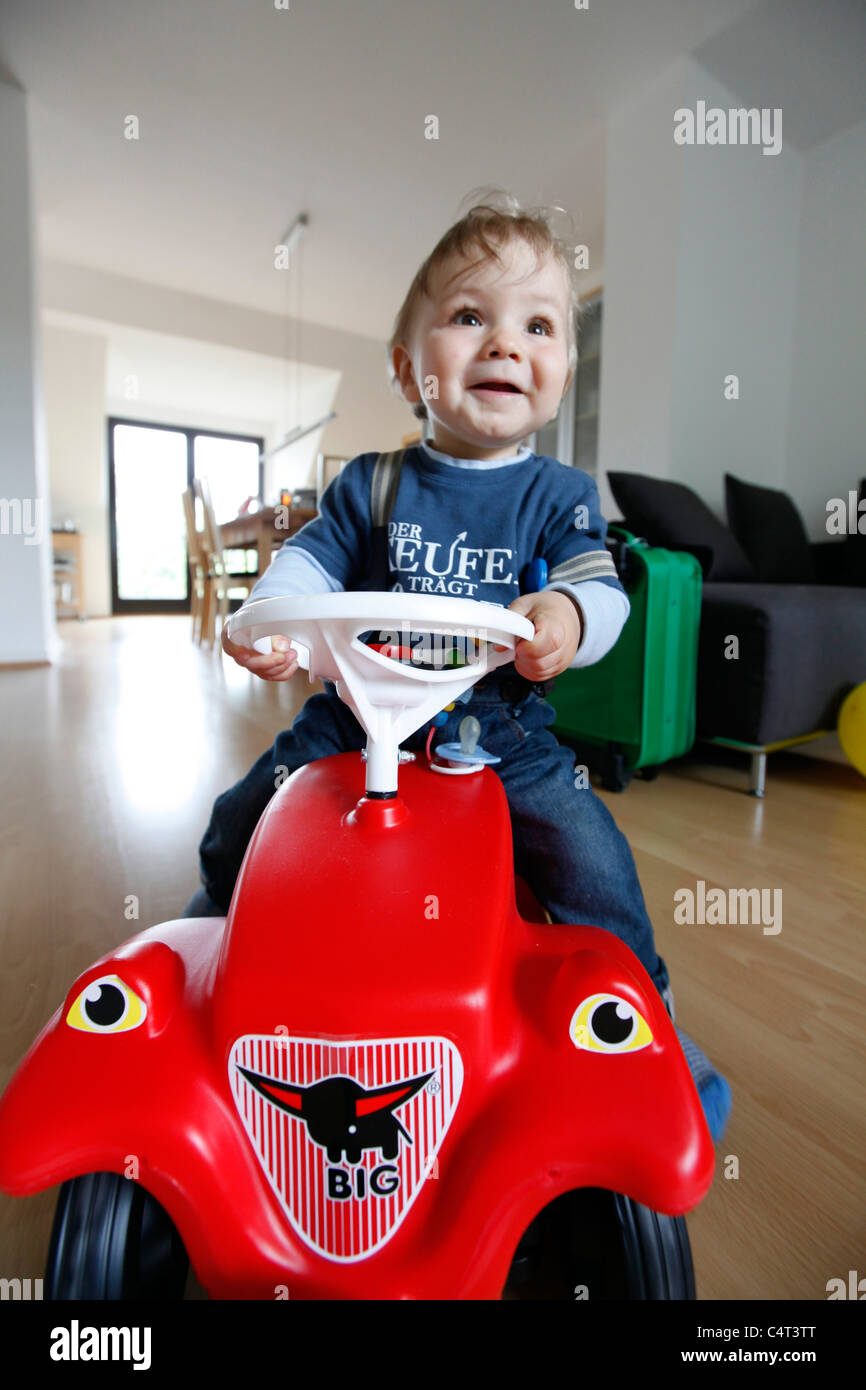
[220,503,318,577]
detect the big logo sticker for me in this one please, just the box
[229,1035,463,1262]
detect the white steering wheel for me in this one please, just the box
[227,593,534,795]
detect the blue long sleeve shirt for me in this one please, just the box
[250,442,629,668]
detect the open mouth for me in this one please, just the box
[470,381,523,395]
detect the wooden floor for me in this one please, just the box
[1,615,864,1300]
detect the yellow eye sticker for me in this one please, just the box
[569,993,653,1054]
[66,974,147,1034]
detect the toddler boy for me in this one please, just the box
[188,197,731,1142]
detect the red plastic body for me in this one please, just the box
[0,753,714,1298]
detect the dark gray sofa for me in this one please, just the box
[607,472,866,794]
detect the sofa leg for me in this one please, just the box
[749,751,767,798]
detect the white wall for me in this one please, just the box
[596,59,687,518]
[37,263,415,616]
[41,260,413,461]
[786,118,866,535]
[598,58,865,541]
[0,79,56,664]
[669,62,803,519]
[42,326,111,617]
[43,318,294,618]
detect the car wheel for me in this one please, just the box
[504,1187,696,1300]
[45,1171,189,1300]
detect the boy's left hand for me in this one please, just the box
[506,589,582,682]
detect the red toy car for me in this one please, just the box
[0,595,714,1299]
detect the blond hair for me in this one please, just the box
[387,189,581,421]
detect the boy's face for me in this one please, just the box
[393,238,574,460]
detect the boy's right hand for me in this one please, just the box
[221,624,299,681]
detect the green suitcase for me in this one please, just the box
[548,526,702,790]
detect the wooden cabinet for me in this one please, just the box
[52,530,85,619]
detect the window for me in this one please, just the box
[108,419,263,613]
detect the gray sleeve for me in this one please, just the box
[248,546,344,601]
[546,579,630,668]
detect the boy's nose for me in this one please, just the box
[486,338,522,359]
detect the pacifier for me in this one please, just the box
[431,715,501,775]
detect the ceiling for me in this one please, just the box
[1,0,863,346]
[694,0,866,153]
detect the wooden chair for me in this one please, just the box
[181,486,207,644]
[194,477,254,648]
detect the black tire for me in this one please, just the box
[504,1187,696,1300]
[637,765,660,781]
[601,743,632,793]
[601,772,631,793]
[45,1171,189,1300]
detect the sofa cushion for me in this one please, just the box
[844,477,866,585]
[607,472,754,581]
[725,474,816,582]
[697,583,866,744]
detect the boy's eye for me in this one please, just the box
[450,307,555,336]
[452,307,482,326]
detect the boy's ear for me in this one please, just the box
[392,345,421,404]
[561,365,575,400]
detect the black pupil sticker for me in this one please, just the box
[592,1001,634,1045]
[84,983,125,1027]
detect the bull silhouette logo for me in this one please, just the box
[237,1066,434,1164]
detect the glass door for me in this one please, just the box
[193,434,262,576]
[109,422,188,612]
[108,419,264,614]
[193,433,261,524]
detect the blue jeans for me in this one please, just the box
[195,677,670,998]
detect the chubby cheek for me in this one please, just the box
[426,333,469,375]
[534,358,566,395]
